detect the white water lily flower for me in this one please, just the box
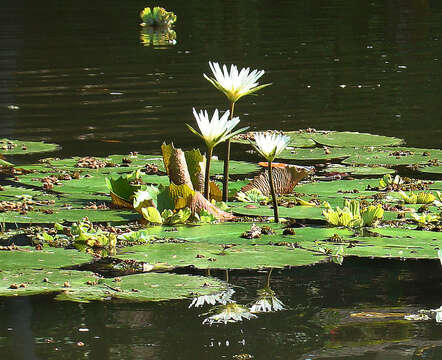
[252,132,290,162]
[187,108,244,149]
[204,62,271,103]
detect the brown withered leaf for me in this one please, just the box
[241,165,313,196]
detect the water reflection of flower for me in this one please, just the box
[189,288,235,308]
[140,27,176,47]
[202,302,257,325]
[250,287,286,313]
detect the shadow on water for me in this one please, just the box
[1,258,442,359]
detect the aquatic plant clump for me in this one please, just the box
[140,7,177,27]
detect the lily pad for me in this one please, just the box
[417,165,442,175]
[0,246,93,270]
[295,179,379,196]
[0,269,99,298]
[0,208,139,224]
[324,165,395,176]
[0,139,60,155]
[0,269,227,303]
[278,147,353,161]
[308,131,404,147]
[229,202,324,220]
[47,154,164,174]
[116,242,327,270]
[300,228,442,260]
[0,186,56,202]
[342,147,442,166]
[209,160,259,176]
[93,273,227,303]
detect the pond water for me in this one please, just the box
[0,0,441,359]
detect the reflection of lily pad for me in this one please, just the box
[0,139,59,155]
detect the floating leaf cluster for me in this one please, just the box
[140,7,177,27]
[322,200,384,228]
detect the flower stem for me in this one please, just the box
[222,101,236,202]
[268,161,279,223]
[204,147,213,199]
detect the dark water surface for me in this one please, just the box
[1,0,442,359]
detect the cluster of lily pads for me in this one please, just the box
[0,59,441,324]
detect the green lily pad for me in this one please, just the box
[0,269,99,298]
[295,179,379,196]
[233,131,403,149]
[0,186,57,202]
[0,139,60,155]
[342,147,442,166]
[298,227,442,260]
[209,159,259,176]
[116,242,327,270]
[0,246,93,270]
[343,228,442,259]
[114,223,354,270]
[229,202,324,220]
[0,208,139,224]
[308,131,404,148]
[46,155,258,177]
[417,165,442,175]
[324,165,395,176]
[0,269,227,303]
[278,147,353,161]
[45,154,164,174]
[123,223,352,245]
[93,273,227,303]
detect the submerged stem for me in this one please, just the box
[222,101,236,202]
[268,161,279,223]
[204,147,213,200]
